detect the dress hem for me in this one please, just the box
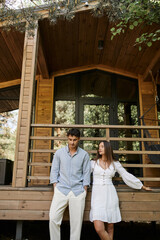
[90,218,122,224]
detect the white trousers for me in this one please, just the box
[49,187,86,240]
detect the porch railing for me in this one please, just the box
[28,124,160,184]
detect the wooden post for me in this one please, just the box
[15,221,23,240]
[12,26,39,187]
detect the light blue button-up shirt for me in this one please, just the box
[50,145,91,196]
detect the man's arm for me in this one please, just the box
[50,151,60,188]
[82,153,91,191]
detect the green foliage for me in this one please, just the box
[135,29,160,49]
[92,0,122,21]
[0,110,18,161]
[54,100,75,149]
[91,0,160,48]
[108,0,160,49]
[55,100,75,125]
[0,1,159,48]
[0,0,77,34]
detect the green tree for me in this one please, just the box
[0,110,18,160]
[92,0,160,50]
[0,0,76,34]
[54,100,75,149]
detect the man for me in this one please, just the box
[49,128,91,240]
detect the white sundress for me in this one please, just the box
[89,160,143,223]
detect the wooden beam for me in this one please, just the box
[0,76,40,89]
[0,79,21,89]
[37,32,49,79]
[143,48,160,81]
[52,64,138,79]
[97,64,138,79]
[12,26,39,188]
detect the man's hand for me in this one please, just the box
[84,186,88,193]
[53,183,57,189]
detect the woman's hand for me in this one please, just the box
[142,185,152,191]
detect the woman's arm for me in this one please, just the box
[114,161,151,190]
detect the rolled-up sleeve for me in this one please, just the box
[50,151,60,184]
[82,153,91,187]
[115,161,143,189]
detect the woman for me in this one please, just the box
[90,141,151,240]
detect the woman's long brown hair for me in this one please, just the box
[97,141,117,165]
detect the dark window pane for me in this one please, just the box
[117,78,137,101]
[55,75,76,99]
[81,71,111,98]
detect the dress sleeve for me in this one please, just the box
[114,161,143,189]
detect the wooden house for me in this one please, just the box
[0,1,160,239]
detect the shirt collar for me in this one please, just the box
[66,145,79,155]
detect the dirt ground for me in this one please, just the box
[0,220,160,240]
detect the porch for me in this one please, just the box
[0,0,160,226]
[1,124,160,222]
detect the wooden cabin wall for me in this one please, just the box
[12,28,39,188]
[30,76,54,186]
[0,188,160,221]
[138,76,160,187]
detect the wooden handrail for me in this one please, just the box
[27,176,160,181]
[29,149,160,154]
[28,123,160,184]
[31,123,160,130]
[28,162,160,168]
[30,136,160,142]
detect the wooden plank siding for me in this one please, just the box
[12,27,39,187]
[138,75,160,186]
[0,188,160,221]
[30,76,54,186]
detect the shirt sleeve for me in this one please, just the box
[114,161,143,189]
[91,160,96,173]
[50,150,60,184]
[82,153,91,187]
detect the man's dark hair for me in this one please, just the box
[67,128,80,138]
